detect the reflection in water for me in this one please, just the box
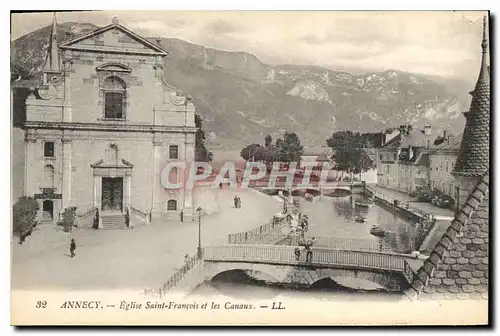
[300,193,419,254]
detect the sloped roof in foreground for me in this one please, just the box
[405,172,489,300]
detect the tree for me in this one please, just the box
[352,149,375,175]
[275,132,303,163]
[13,197,39,244]
[264,134,273,148]
[195,114,213,162]
[326,131,375,178]
[240,143,262,161]
[58,207,77,233]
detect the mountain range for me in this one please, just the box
[11,22,472,150]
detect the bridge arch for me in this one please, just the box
[184,262,406,293]
[291,188,321,196]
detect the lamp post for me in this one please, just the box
[196,206,203,258]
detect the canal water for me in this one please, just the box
[190,191,419,299]
[300,192,420,254]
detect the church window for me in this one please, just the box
[167,199,177,211]
[44,142,55,157]
[103,76,126,119]
[169,145,179,159]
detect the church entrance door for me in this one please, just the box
[101,177,123,212]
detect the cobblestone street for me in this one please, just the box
[11,188,281,291]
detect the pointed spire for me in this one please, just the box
[474,15,490,91]
[452,15,490,177]
[42,12,61,76]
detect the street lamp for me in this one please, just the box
[196,207,203,258]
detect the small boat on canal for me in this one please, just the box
[354,216,367,223]
[355,200,373,208]
[370,225,386,237]
[304,193,314,201]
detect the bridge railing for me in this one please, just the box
[307,236,391,252]
[145,253,203,298]
[204,245,408,273]
[227,217,288,245]
[266,235,392,252]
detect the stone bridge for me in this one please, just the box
[160,245,417,296]
[252,181,364,196]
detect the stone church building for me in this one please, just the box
[21,15,199,227]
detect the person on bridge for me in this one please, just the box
[294,247,301,261]
[305,237,316,262]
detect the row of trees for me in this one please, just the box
[240,130,378,178]
[240,132,304,169]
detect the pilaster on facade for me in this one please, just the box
[62,60,73,122]
[61,132,73,209]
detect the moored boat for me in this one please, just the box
[354,216,366,223]
[370,225,386,237]
[355,200,373,208]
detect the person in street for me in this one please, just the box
[70,238,76,258]
[219,182,223,189]
[294,247,301,261]
[237,196,242,208]
[233,196,238,208]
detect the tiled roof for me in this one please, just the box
[453,17,490,177]
[431,133,463,153]
[381,134,402,148]
[399,128,433,148]
[405,172,489,301]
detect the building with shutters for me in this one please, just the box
[18,15,198,227]
[376,125,434,193]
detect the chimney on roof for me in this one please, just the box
[424,125,432,135]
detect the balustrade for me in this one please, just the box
[204,245,408,272]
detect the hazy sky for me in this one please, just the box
[11,11,488,83]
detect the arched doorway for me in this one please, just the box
[42,200,54,221]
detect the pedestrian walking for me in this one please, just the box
[70,238,76,258]
[233,196,238,208]
[237,196,242,208]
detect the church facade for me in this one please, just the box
[23,16,197,226]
